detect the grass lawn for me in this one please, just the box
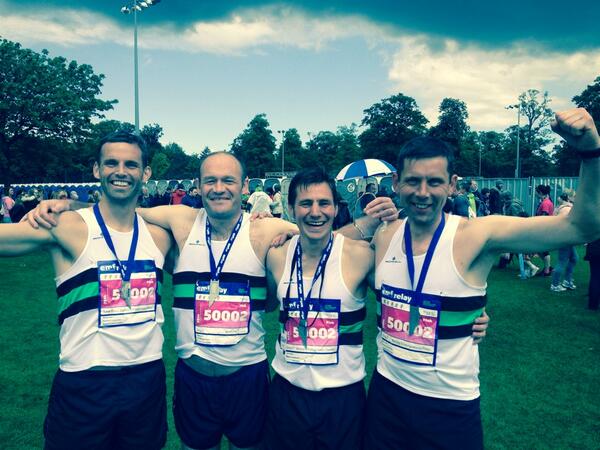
[0,250,599,449]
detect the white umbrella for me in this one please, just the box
[335,159,396,181]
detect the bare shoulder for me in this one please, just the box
[341,234,373,257]
[373,218,401,250]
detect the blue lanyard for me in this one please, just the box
[293,234,334,322]
[205,213,244,281]
[404,214,445,293]
[93,204,139,282]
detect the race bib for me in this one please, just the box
[97,260,158,327]
[380,283,440,366]
[194,280,251,346]
[282,298,340,365]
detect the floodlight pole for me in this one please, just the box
[506,102,522,178]
[278,130,285,176]
[121,0,161,132]
[133,6,139,131]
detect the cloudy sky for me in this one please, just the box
[2,0,599,154]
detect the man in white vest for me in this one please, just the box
[365,108,600,449]
[0,131,172,449]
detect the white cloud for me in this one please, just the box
[2,5,599,133]
[386,38,600,131]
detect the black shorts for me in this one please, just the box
[264,373,366,450]
[365,369,483,450]
[173,358,269,449]
[44,359,167,450]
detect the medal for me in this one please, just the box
[93,204,139,312]
[121,280,131,308]
[404,214,445,335]
[291,234,334,348]
[204,213,244,308]
[208,279,220,306]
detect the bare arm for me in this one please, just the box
[478,109,600,256]
[0,221,56,255]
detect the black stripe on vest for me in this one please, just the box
[173,297,266,311]
[277,330,363,346]
[173,271,266,287]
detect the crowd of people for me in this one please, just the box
[0,106,599,450]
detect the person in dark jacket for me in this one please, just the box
[585,238,600,310]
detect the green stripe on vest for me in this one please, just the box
[57,281,163,315]
[339,322,363,334]
[173,283,266,300]
[439,308,484,327]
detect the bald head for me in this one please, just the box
[199,151,246,182]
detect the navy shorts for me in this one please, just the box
[44,359,167,450]
[173,358,269,449]
[365,369,483,450]
[264,374,366,450]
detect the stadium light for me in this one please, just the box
[277,130,286,177]
[120,0,161,131]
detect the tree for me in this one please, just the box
[503,90,555,177]
[276,128,303,172]
[150,152,170,180]
[359,93,428,165]
[230,114,276,178]
[0,38,116,184]
[572,76,600,124]
[429,98,469,154]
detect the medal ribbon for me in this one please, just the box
[292,234,334,346]
[403,214,445,334]
[93,203,139,284]
[205,213,244,282]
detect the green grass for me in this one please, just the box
[0,251,599,449]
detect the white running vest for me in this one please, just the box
[172,210,267,366]
[55,207,165,372]
[375,215,487,400]
[272,234,367,391]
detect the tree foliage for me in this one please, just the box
[429,98,469,153]
[0,38,116,184]
[359,93,428,165]
[230,114,276,178]
[572,76,600,124]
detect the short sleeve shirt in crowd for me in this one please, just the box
[536,198,554,216]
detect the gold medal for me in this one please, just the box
[209,280,220,306]
[121,280,131,308]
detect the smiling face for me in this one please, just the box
[199,153,245,221]
[93,142,150,203]
[393,156,456,229]
[291,182,338,243]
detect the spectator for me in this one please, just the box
[550,190,578,292]
[139,186,155,208]
[452,179,472,218]
[501,191,537,276]
[536,184,554,276]
[489,179,504,214]
[584,238,600,310]
[171,183,186,205]
[247,185,272,214]
[69,190,79,201]
[181,186,202,209]
[9,191,27,223]
[271,184,283,218]
[478,187,491,216]
[1,186,15,223]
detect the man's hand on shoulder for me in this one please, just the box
[23,199,76,229]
